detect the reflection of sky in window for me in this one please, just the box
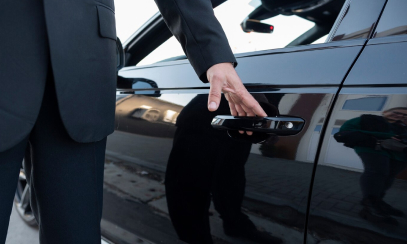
[342,97,388,111]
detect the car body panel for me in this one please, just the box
[104,88,338,243]
[104,39,365,243]
[308,0,407,241]
[308,88,407,243]
[330,0,386,42]
[101,0,395,243]
[119,40,365,89]
[373,0,407,39]
[342,40,407,86]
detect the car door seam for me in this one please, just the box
[303,39,368,244]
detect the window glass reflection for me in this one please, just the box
[342,97,387,111]
[374,0,407,38]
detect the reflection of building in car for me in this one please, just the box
[335,108,407,223]
[114,94,183,138]
[130,107,179,124]
[316,95,407,180]
[163,110,179,124]
[131,107,161,122]
[298,94,407,176]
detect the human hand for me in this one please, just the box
[206,63,267,135]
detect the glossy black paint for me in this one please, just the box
[343,41,407,85]
[100,0,407,243]
[105,34,361,241]
[307,0,407,238]
[330,0,386,42]
[105,89,338,243]
[373,0,407,39]
[308,88,407,243]
[120,39,365,89]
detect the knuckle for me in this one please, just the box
[235,89,247,99]
[210,73,224,83]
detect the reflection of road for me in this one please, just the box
[107,130,407,241]
[107,131,173,171]
[103,158,306,243]
[311,165,407,240]
[101,188,180,244]
[107,131,310,207]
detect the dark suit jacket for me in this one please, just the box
[0,0,236,152]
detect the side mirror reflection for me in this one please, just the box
[117,76,161,97]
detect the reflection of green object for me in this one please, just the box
[341,117,407,162]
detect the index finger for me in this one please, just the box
[240,91,267,117]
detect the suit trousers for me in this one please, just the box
[0,71,106,244]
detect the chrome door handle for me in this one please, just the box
[211,115,305,136]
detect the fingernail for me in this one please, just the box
[209,102,217,110]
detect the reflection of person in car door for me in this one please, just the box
[165,94,281,244]
[336,107,407,225]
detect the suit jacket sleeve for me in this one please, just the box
[154,0,237,83]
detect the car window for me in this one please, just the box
[312,34,329,44]
[373,0,407,39]
[138,0,344,66]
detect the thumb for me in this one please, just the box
[208,77,223,112]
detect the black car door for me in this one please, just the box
[307,0,407,243]
[102,0,386,243]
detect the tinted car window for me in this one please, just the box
[138,0,346,66]
[373,0,407,38]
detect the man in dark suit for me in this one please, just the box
[0,0,266,243]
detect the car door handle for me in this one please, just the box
[211,115,305,136]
